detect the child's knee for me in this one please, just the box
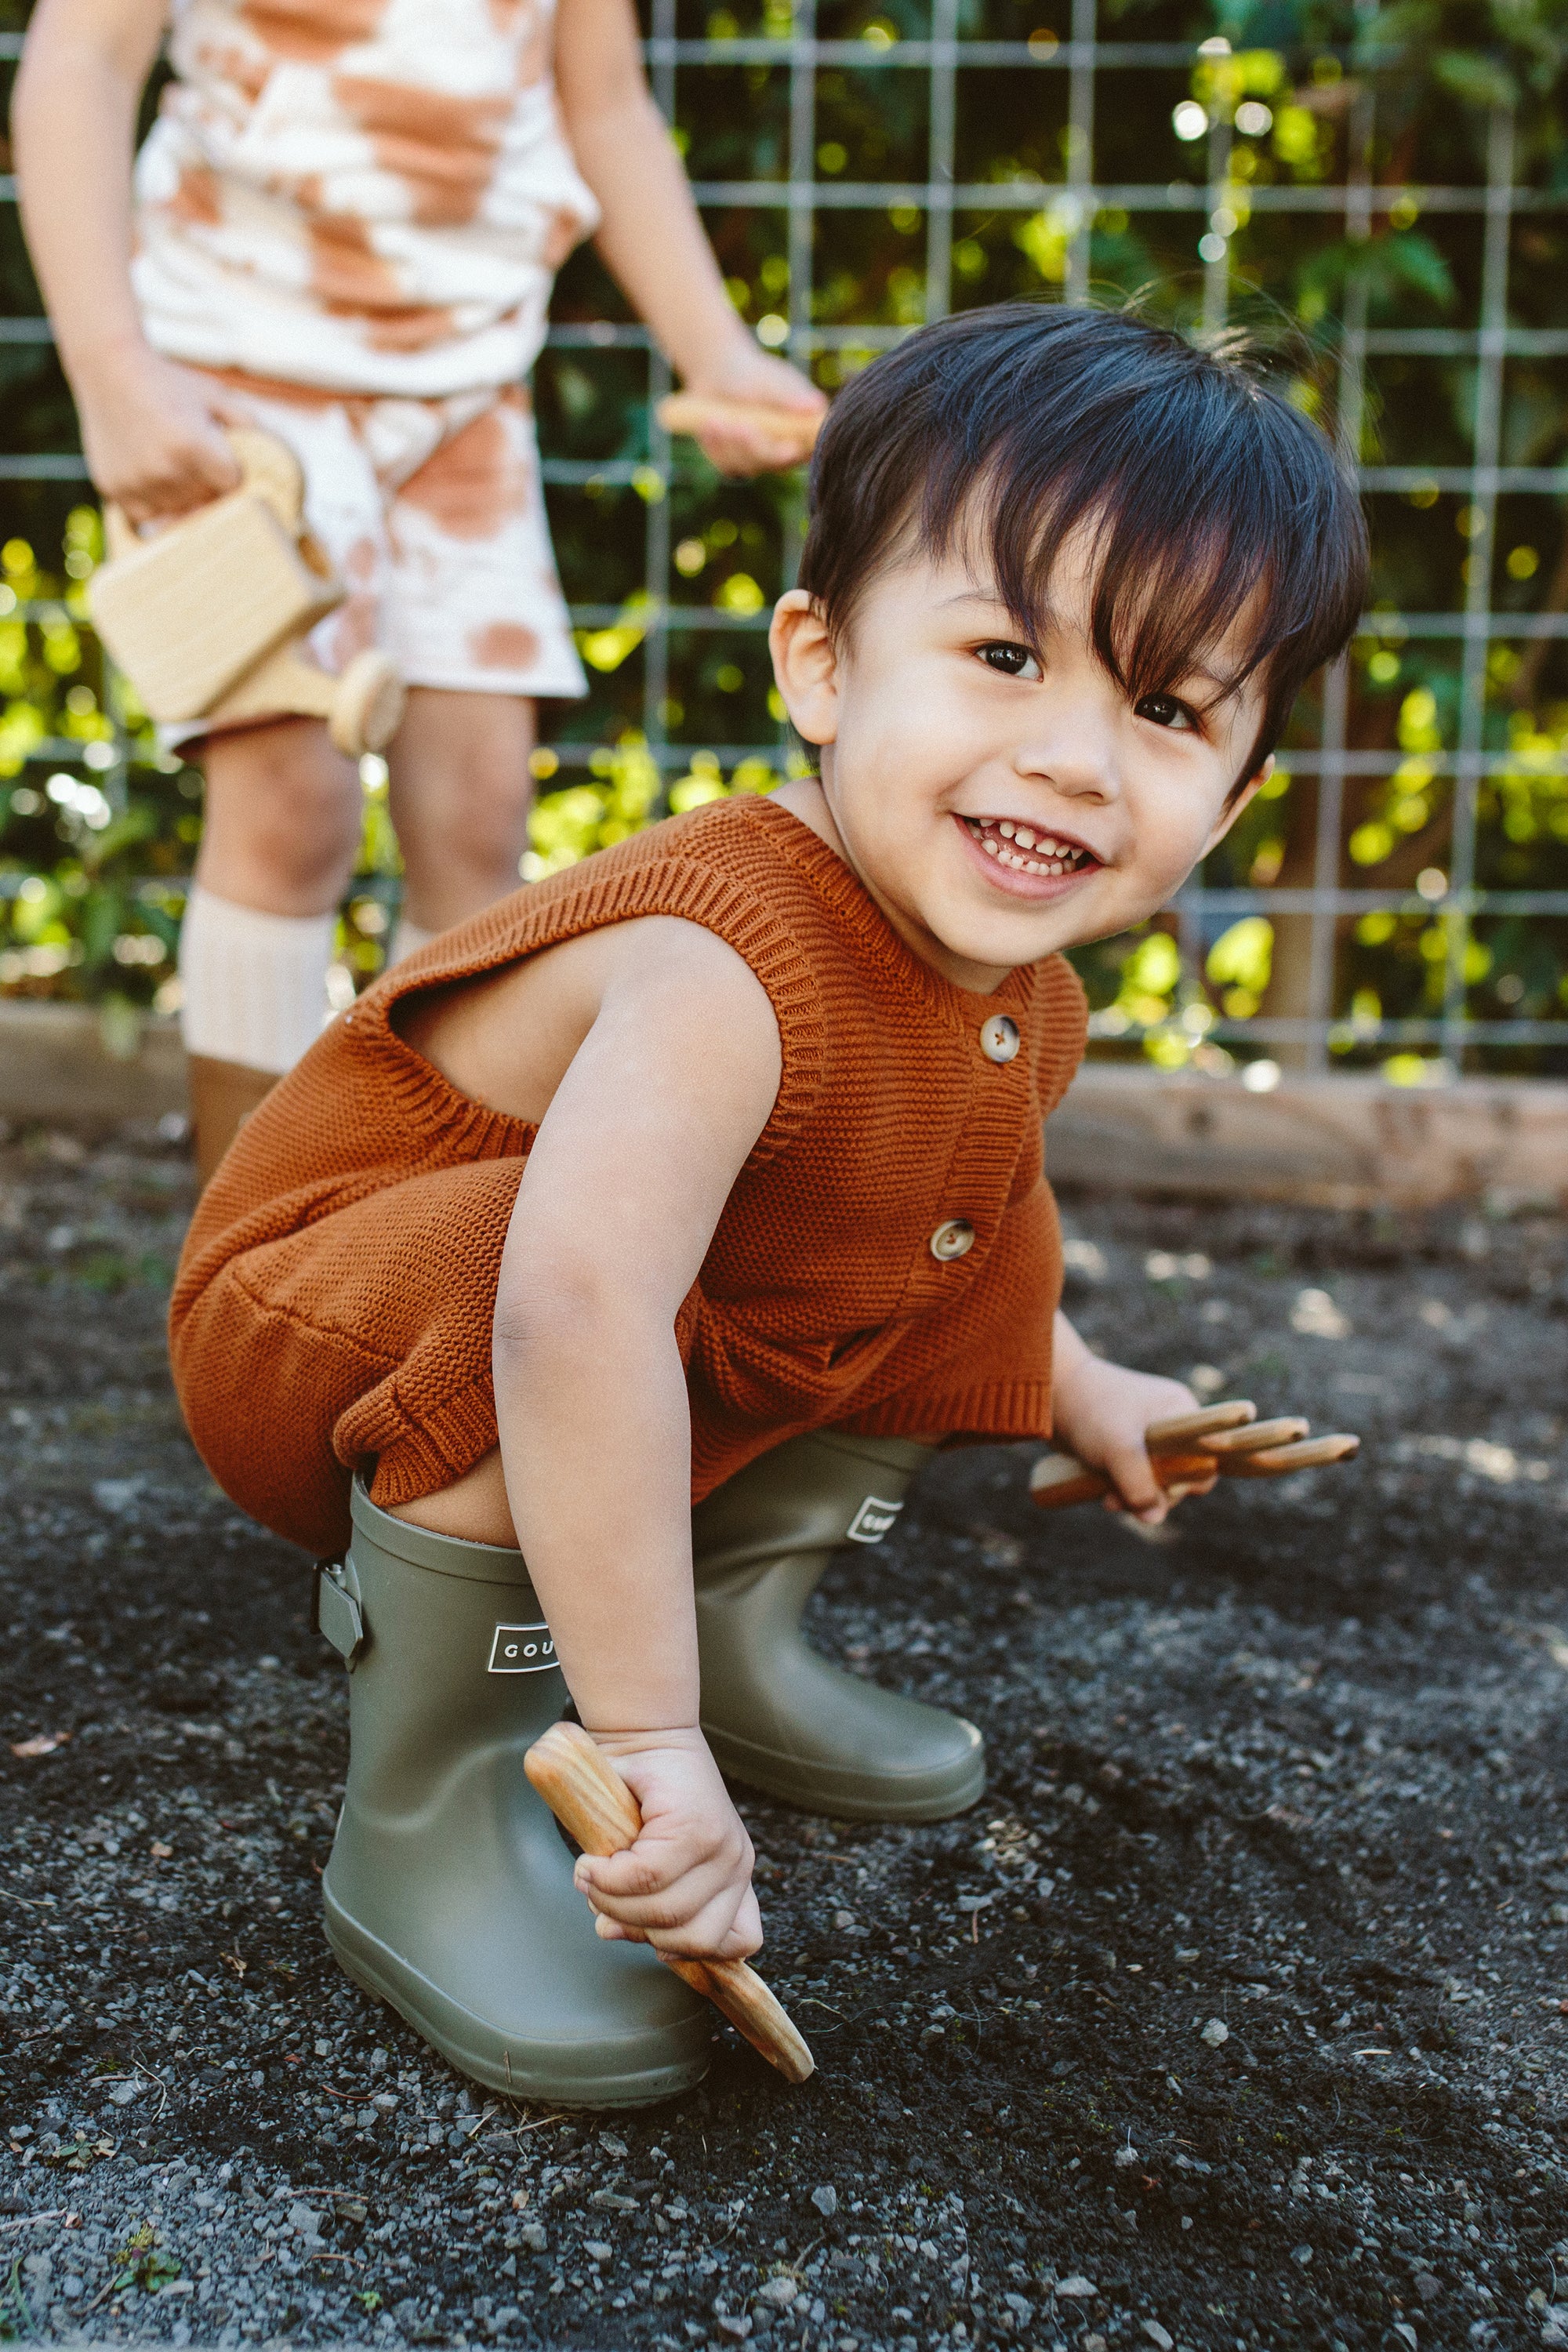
[205,718,364,884]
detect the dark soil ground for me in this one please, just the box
[5,1123,1568,2352]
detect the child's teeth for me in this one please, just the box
[983,837,999,855]
[1014,827,1036,849]
[997,821,1015,839]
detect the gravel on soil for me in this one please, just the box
[4,1120,1568,2352]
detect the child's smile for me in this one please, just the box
[957,811,1099,893]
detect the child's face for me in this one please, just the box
[770,528,1272,993]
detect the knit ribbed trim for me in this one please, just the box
[354,1377,501,1508]
[842,1377,1054,1444]
[339,844,825,1174]
[744,797,1036,1029]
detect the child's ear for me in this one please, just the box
[1201,753,1273,856]
[769,590,839,746]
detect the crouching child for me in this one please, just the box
[169,301,1368,2107]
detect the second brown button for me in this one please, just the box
[929,1218,976,1262]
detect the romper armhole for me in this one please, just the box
[351,852,828,1178]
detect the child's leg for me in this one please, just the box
[691,1431,985,1822]
[169,381,390,1180]
[320,1479,710,2104]
[387,688,535,954]
[182,716,363,1182]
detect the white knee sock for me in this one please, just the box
[388,917,437,966]
[178,885,336,1076]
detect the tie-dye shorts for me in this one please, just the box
[188,371,587,719]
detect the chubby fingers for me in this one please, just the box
[1097,1435,1177,1524]
[573,1813,758,1954]
[1103,1450,1220,1522]
[576,1856,762,1962]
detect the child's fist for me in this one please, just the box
[1051,1345,1218,1526]
[677,344,826,476]
[572,1726,761,1962]
[73,344,245,524]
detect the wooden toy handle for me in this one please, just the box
[523,1720,815,2085]
[655,393,822,455]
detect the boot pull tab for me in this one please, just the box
[314,1556,366,1669]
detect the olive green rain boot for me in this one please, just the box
[691,1431,985,1822]
[316,1480,710,2107]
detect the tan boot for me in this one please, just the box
[187,1053,278,1189]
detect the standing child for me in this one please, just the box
[13,0,822,1180]
[169,303,1367,2107]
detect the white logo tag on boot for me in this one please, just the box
[488,1623,560,1673]
[845,1495,902,1544]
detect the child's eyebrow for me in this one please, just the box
[938,588,1014,612]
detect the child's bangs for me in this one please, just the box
[935,412,1325,717]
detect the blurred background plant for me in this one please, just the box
[2,0,1566,1076]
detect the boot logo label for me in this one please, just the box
[488,1622,560,1674]
[845,1495,903,1544]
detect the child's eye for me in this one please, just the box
[977,641,1042,681]
[1135,691,1199,731]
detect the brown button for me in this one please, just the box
[929,1218,976,1263]
[980,1013,1021,1065]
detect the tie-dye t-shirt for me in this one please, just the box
[131,0,601,396]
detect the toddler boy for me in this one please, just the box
[169,302,1367,2106]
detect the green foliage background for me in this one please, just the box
[2,0,1567,1073]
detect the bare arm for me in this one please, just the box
[554,0,825,475]
[13,0,242,518]
[492,916,784,1957]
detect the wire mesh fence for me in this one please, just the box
[2,3,1566,1076]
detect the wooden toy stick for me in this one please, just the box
[1197,1415,1311,1455]
[524,1720,815,2085]
[1144,1400,1256,1450]
[1214,1432,1359,1478]
[1030,1451,1217,1511]
[655,393,822,460]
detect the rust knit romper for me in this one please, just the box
[169,797,1088,1558]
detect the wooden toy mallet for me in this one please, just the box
[1031,1398,1360,1512]
[524,1719,815,2085]
[87,428,405,757]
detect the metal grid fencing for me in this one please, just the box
[2,5,1566,1077]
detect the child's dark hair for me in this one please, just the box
[798,302,1367,782]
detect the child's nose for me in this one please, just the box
[1014,716,1120,800]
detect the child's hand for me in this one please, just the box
[72,341,245,525]
[1051,1321,1218,1526]
[571,1726,762,1962]
[679,342,827,475]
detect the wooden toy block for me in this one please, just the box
[86,428,405,757]
[1029,1398,1360,1512]
[524,1719,815,2084]
[655,392,822,466]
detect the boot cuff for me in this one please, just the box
[808,1430,935,1475]
[350,1477,538,1589]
